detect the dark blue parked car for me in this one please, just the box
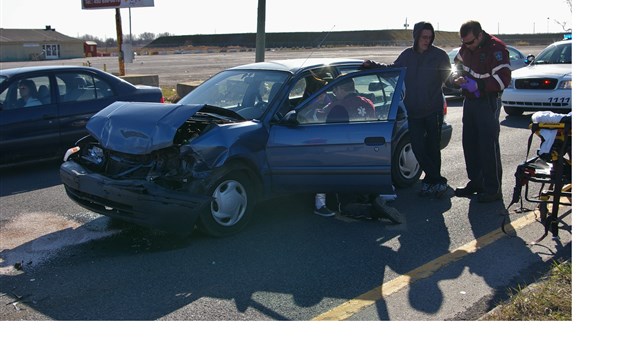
[60,58,452,237]
[0,66,163,167]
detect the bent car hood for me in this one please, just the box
[87,102,204,154]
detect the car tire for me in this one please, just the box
[392,136,421,188]
[196,170,256,238]
[504,106,524,117]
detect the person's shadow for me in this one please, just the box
[383,185,453,315]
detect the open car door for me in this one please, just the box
[266,68,405,194]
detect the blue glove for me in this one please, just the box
[461,77,480,97]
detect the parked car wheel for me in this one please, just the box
[197,170,256,237]
[392,136,421,188]
[504,106,524,117]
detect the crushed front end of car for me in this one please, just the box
[60,101,260,236]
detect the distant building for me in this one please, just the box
[0,26,84,62]
[84,41,98,57]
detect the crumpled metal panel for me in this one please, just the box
[86,101,204,155]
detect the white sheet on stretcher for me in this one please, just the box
[531,111,572,155]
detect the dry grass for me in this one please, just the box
[482,259,571,320]
[160,86,179,103]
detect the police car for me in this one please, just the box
[501,34,572,116]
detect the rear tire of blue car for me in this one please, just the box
[392,136,421,188]
[197,171,256,238]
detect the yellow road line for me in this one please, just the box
[311,211,538,321]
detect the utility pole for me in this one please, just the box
[255,0,266,62]
[115,8,125,76]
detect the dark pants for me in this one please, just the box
[462,95,503,194]
[408,113,446,185]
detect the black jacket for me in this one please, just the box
[366,21,451,119]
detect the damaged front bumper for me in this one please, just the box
[60,160,211,235]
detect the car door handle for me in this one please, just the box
[364,137,386,146]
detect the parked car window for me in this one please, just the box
[507,46,524,62]
[0,75,51,109]
[57,73,114,102]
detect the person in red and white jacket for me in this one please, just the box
[452,20,511,203]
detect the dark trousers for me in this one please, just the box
[408,113,446,185]
[462,96,503,194]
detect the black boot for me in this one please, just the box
[454,182,481,197]
[371,196,403,224]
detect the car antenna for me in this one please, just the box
[300,25,335,68]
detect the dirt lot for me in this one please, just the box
[0,45,546,88]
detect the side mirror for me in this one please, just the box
[281,110,300,126]
[526,54,535,65]
[368,81,386,91]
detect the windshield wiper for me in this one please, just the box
[198,105,246,121]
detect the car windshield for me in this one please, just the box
[533,42,572,65]
[178,69,290,120]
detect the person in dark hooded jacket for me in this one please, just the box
[363,21,451,198]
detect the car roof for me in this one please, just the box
[228,58,364,74]
[0,65,106,78]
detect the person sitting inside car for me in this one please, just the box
[17,79,42,108]
[63,76,87,102]
[317,78,375,123]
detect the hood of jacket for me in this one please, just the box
[412,21,435,50]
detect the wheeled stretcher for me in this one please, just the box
[506,111,572,243]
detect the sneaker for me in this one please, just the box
[314,206,335,217]
[431,183,448,198]
[371,196,403,224]
[418,183,432,197]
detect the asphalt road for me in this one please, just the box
[0,47,571,326]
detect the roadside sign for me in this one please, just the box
[82,0,155,10]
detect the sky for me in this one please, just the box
[1,0,575,40]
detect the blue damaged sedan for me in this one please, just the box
[60,58,452,237]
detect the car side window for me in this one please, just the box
[57,73,113,103]
[286,68,337,110]
[0,75,51,110]
[297,71,398,124]
[508,47,522,62]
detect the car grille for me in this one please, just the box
[515,78,558,90]
[104,152,155,178]
[502,100,570,108]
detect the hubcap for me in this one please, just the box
[399,143,420,179]
[211,179,248,226]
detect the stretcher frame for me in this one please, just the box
[508,118,572,243]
